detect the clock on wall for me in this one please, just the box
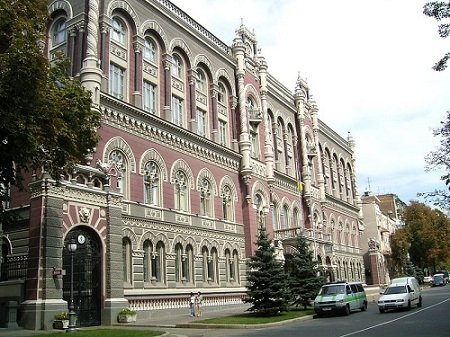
[77,234,86,245]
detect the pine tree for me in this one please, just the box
[244,226,289,315]
[286,235,325,309]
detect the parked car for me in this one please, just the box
[432,273,446,287]
[314,281,367,317]
[378,277,422,313]
[423,276,433,284]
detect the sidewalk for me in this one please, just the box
[0,303,252,337]
[0,286,388,337]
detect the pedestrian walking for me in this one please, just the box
[195,291,203,317]
[189,292,196,317]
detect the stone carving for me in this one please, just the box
[79,207,90,223]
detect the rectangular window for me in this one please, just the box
[219,120,227,146]
[109,63,124,99]
[197,109,206,137]
[172,96,183,126]
[143,81,156,114]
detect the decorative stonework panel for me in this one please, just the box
[110,44,127,61]
[145,208,162,219]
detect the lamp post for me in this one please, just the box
[67,239,77,333]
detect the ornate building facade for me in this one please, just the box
[0,0,364,330]
[361,193,405,285]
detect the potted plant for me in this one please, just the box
[53,311,69,329]
[117,307,137,323]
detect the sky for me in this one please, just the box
[170,0,450,204]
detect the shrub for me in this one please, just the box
[54,311,69,320]
[119,307,136,315]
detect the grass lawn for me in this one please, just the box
[197,308,314,324]
[34,329,164,337]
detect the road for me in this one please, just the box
[165,285,450,337]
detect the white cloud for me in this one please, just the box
[171,0,450,203]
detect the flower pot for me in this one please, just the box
[53,319,69,329]
[118,314,137,323]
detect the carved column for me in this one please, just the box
[99,22,111,88]
[211,83,218,134]
[162,54,172,121]
[232,37,251,178]
[310,101,325,200]
[259,56,274,184]
[188,69,196,131]
[80,0,102,106]
[132,40,143,108]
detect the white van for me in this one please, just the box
[378,277,422,313]
[314,281,367,317]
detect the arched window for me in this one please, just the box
[144,240,165,284]
[111,18,126,45]
[143,240,153,282]
[122,237,132,284]
[225,249,231,282]
[144,161,161,206]
[272,201,279,230]
[172,54,183,78]
[185,244,194,283]
[247,97,260,159]
[217,82,229,146]
[255,193,265,228]
[144,37,157,63]
[155,241,165,283]
[218,83,226,103]
[210,247,219,283]
[282,204,289,229]
[175,243,183,282]
[202,246,209,281]
[174,170,188,211]
[200,178,212,217]
[196,69,206,92]
[232,249,239,283]
[109,150,128,198]
[222,185,234,221]
[293,207,300,228]
[52,18,66,46]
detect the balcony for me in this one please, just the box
[248,108,263,126]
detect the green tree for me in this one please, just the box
[0,1,100,200]
[286,235,325,309]
[405,202,450,269]
[423,2,450,71]
[390,227,411,275]
[244,226,289,315]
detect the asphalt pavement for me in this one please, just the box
[0,286,382,337]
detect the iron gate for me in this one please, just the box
[63,228,101,327]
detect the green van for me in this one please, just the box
[313,281,367,317]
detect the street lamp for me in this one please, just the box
[67,239,77,333]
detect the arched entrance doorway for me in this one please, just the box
[63,227,102,327]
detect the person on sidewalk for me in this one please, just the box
[189,292,196,317]
[195,291,203,317]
